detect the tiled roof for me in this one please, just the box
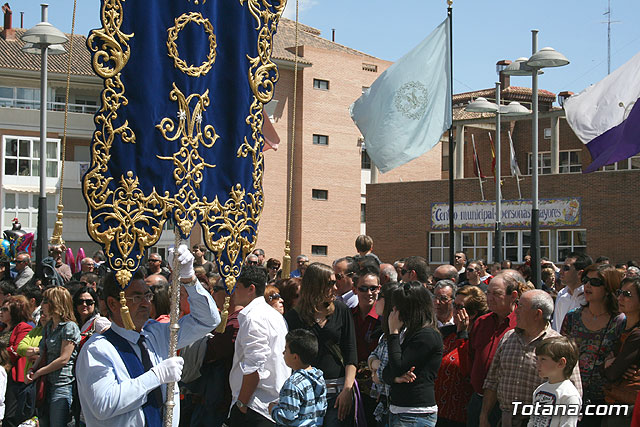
[453,86,556,104]
[0,28,94,76]
[274,18,382,62]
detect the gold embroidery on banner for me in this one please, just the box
[84,0,286,293]
[156,83,219,235]
[85,0,170,287]
[167,12,216,77]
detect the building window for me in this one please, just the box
[3,192,56,230]
[527,150,582,175]
[602,153,640,171]
[3,136,60,178]
[313,134,329,146]
[559,151,581,173]
[312,189,328,200]
[362,63,378,72]
[429,232,450,264]
[557,229,587,262]
[462,231,490,262]
[361,149,371,170]
[442,140,450,172]
[313,79,329,90]
[500,230,550,262]
[360,203,366,223]
[361,86,370,94]
[311,245,328,256]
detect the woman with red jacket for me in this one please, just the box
[2,295,33,426]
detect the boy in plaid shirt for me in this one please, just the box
[269,329,327,426]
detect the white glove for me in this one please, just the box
[150,356,184,384]
[167,244,195,279]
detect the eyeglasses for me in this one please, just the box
[467,268,476,273]
[149,259,161,263]
[435,295,452,303]
[453,303,465,310]
[0,307,7,312]
[616,289,633,298]
[335,272,354,281]
[562,265,573,271]
[269,266,280,271]
[584,277,605,287]
[15,259,27,264]
[77,299,95,306]
[246,260,258,266]
[400,269,411,276]
[357,285,380,293]
[268,293,281,301]
[125,292,154,304]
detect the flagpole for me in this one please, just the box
[494,82,502,263]
[472,135,485,201]
[447,0,455,264]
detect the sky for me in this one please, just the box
[17,0,640,100]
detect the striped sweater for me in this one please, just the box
[271,367,327,426]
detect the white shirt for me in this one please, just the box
[551,285,585,331]
[528,379,581,427]
[230,296,290,421]
[437,315,455,329]
[76,282,219,427]
[0,365,6,420]
[336,290,358,309]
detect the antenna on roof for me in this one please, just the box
[331,28,335,42]
[602,0,620,75]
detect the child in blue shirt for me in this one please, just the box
[269,329,327,426]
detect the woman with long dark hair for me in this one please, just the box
[382,281,443,427]
[561,263,625,427]
[284,262,358,426]
[368,281,400,426]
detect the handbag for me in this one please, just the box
[604,378,640,405]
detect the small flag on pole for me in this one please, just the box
[489,132,497,182]
[350,17,451,173]
[564,50,640,173]
[508,131,522,177]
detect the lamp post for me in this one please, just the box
[466,92,529,264]
[21,4,67,277]
[503,30,569,287]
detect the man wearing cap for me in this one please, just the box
[76,244,220,426]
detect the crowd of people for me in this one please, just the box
[0,236,639,426]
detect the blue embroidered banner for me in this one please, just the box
[84,0,285,289]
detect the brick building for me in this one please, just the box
[366,72,640,266]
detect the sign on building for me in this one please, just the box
[431,198,581,230]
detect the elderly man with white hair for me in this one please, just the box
[479,290,582,427]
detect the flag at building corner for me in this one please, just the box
[509,133,523,177]
[349,17,451,173]
[564,50,640,173]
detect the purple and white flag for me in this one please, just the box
[564,51,640,173]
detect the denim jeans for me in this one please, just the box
[39,384,73,427]
[323,394,355,427]
[389,412,437,427]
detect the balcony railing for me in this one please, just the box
[0,98,99,114]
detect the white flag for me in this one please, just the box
[350,17,451,173]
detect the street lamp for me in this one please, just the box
[21,4,67,277]
[466,89,529,264]
[504,30,569,287]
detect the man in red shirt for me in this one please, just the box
[467,271,521,427]
[352,271,382,427]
